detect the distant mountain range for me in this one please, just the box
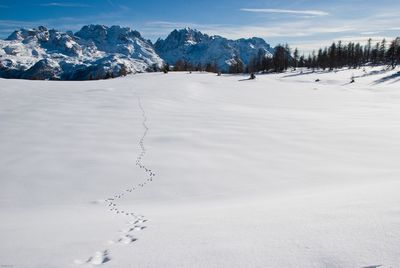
[155,28,274,72]
[0,25,163,80]
[0,25,274,80]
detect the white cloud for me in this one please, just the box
[360,31,380,35]
[144,20,353,40]
[142,16,399,55]
[40,2,91,7]
[240,8,329,16]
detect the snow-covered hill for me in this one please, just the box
[154,28,274,72]
[0,25,164,80]
[1,67,400,267]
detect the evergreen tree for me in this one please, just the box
[311,51,317,71]
[284,44,292,69]
[247,57,257,73]
[387,37,400,68]
[354,43,363,67]
[379,38,386,63]
[205,62,218,73]
[364,38,372,63]
[371,42,380,65]
[293,48,299,70]
[328,42,337,70]
[273,45,289,72]
[337,41,343,68]
[298,54,305,68]
[162,63,170,73]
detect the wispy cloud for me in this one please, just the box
[240,8,329,16]
[142,13,399,54]
[0,4,9,8]
[144,20,353,39]
[39,2,91,7]
[360,31,380,35]
[106,0,115,7]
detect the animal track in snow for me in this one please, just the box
[120,225,146,233]
[110,234,137,245]
[74,250,111,265]
[87,250,111,265]
[77,97,156,265]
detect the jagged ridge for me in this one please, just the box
[0,25,164,80]
[154,28,274,72]
[0,26,275,80]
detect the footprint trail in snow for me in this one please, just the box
[75,97,155,265]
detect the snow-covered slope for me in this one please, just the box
[1,67,399,267]
[154,28,274,72]
[0,25,164,80]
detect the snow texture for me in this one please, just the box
[0,66,400,267]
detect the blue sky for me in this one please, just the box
[1,0,399,53]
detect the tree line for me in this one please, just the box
[163,37,400,74]
[248,37,400,73]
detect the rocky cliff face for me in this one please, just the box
[154,28,274,72]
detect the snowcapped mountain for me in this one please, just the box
[0,26,275,80]
[154,28,274,72]
[0,25,164,80]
